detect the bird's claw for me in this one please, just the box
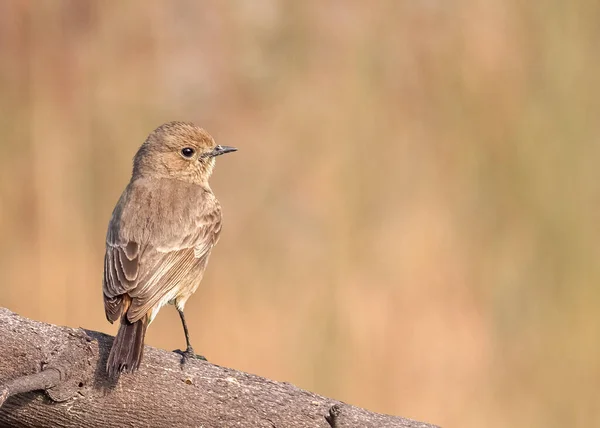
[173,346,207,365]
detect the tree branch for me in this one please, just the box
[0,369,61,407]
[0,308,438,428]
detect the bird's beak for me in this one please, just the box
[210,145,237,157]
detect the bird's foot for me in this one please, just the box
[173,346,207,365]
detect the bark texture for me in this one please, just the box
[0,308,438,428]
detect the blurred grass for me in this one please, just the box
[0,1,599,427]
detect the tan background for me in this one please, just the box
[0,2,599,427]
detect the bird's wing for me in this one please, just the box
[102,180,222,323]
[126,218,221,322]
[103,241,140,322]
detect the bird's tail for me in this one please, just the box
[107,313,148,377]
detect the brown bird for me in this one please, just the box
[103,121,236,376]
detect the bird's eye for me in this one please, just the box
[181,147,195,158]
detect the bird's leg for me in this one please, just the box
[174,307,207,363]
[178,307,194,354]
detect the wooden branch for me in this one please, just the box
[0,308,438,428]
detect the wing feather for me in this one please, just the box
[104,294,123,323]
[126,248,203,321]
[118,247,139,281]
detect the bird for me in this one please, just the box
[103,121,236,377]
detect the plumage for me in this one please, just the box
[103,121,236,376]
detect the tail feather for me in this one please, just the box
[107,314,148,377]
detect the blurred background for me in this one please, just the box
[0,1,599,427]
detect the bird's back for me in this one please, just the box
[103,177,222,324]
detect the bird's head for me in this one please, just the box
[132,121,236,184]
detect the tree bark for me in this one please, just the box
[0,308,438,428]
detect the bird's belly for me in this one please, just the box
[169,280,202,308]
[148,272,204,324]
